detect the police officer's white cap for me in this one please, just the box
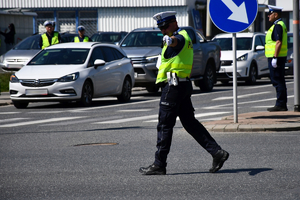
[268,5,283,13]
[43,21,52,27]
[77,25,85,31]
[51,21,56,27]
[153,11,177,27]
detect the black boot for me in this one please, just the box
[139,164,166,175]
[209,150,229,173]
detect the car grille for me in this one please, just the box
[6,58,29,63]
[20,79,56,87]
[221,60,232,66]
[130,57,147,64]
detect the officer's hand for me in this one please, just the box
[163,35,173,46]
[271,58,277,68]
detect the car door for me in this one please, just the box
[100,47,127,95]
[255,35,268,76]
[88,47,111,96]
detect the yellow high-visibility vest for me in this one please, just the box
[156,29,193,84]
[74,36,89,42]
[265,21,287,58]
[42,32,59,49]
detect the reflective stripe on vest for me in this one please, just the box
[74,36,89,43]
[42,32,59,49]
[265,21,288,57]
[156,30,193,84]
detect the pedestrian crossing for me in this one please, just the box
[0,111,230,128]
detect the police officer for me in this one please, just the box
[40,20,61,49]
[265,5,288,112]
[139,11,229,175]
[73,26,92,42]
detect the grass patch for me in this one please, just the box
[0,72,13,93]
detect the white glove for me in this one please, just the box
[163,35,173,46]
[271,58,277,68]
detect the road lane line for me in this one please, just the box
[94,114,158,124]
[0,118,30,124]
[212,91,271,101]
[0,116,85,128]
[204,95,294,109]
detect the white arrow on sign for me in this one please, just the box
[221,0,249,24]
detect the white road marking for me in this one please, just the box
[28,111,65,114]
[117,109,152,112]
[94,114,158,124]
[0,118,29,124]
[245,81,293,89]
[212,91,271,101]
[205,95,294,109]
[97,112,230,124]
[0,116,85,128]
[0,112,21,115]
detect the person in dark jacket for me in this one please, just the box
[0,23,16,52]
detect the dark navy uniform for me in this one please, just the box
[268,19,287,109]
[154,29,222,168]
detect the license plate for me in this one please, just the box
[26,89,48,96]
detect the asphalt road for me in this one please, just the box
[1,78,299,199]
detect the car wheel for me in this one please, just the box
[245,64,257,85]
[12,101,29,109]
[199,62,215,92]
[81,80,93,106]
[146,85,160,93]
[117,77,132,103]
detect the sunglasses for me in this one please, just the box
[159,20,176,30]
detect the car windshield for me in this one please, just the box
[27,48,90,65]
[120,31,163,47]
[213,37,253,50]
[13,35,41,50]
[91,33,122,43]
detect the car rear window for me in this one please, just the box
[27,48,90,65]
[120,31,163,47]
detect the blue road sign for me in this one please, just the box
[209,0,258,33]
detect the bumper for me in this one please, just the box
[216,61,249,81]
[9,81,82,102]
[133,63,158,87]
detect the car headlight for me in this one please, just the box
[237,53,248,61]
[56,72,79,82]
[146,55,159,63]
[10,74,19,83]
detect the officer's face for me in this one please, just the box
[159,20,177,36]
[268,12,278,22]
[45,25,53,33]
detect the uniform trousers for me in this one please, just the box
[154,80,221,168]
[268,57,287,108]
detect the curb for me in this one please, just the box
[204,123,300,132]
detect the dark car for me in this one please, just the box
[285,32,300,76]
[60,32,78,43]
[91,32,128,44]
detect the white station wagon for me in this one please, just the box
[212,32,269,84]
[9,42,135,108]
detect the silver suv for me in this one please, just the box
[119,27,221,92]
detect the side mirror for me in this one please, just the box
[94,59,106,68]
[255,45,264,51]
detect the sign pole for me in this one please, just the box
[293,0,300,112]
[232,33,238,123]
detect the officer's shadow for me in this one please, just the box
[169,168,273,176]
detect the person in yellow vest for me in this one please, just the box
[73,26,91,43]
[139,11,229,175]
[265,5,288,112]
[40,20,61,49]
